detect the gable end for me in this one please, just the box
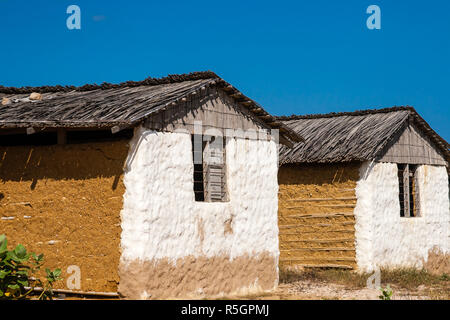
[377,122,447,166]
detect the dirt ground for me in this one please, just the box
[228,281,435,300]
[44,268,450,300]
[223,268,450,300]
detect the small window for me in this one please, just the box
[397,164,420,217]
[192,134,227,202]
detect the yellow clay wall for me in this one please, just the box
[278,162,361,269]
[0,140,129,292]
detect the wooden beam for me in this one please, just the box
[279,257,356,262]
[279,264,353,269]
[284,229,354,235]
[111,125,132,135]
[111,126,121,134]
[279,238,354,243]
[316,204,355,208]
[57,128,67,145]
[280,247,355,252]
[287,197,357,202]
[277,221,354,228]
[231,93,244,99]
[279,135,294,148]
[0,128,33,136]
[280,213,354,219]
[24,286,119,298]
[267,121,281,127]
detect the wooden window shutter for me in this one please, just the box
[411,165,420,217]
[203,136,227,202]
[403,164,410,217]
[398,163,420,217]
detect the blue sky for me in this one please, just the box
[1,0,449,140]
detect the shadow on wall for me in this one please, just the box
[0,140,130,293]
[0,141,128,190]
[278,162,361,186]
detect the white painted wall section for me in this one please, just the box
[354,161,450,272]
[120,126,279,265]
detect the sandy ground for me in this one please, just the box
[49,272,449,300]
[54,280,448,300]
[225,280,447,300]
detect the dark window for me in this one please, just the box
[191,134,227,202]
[397,164,420,217]
[192,134,206,202]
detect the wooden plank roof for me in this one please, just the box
[0,71,302,146]
[276,107,449,165]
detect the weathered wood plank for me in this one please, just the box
[57,128,67,145]
[280,239,354,243]
[279,257,356,262]
[280,247,355,251]
[281,264,354,269]
[287,197,357,202]
[280,213,354,220]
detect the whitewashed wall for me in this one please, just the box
[119,126,279,297]
[354,161,450,272]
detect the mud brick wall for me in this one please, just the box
[278,163,360,269]
[0,140,128,292]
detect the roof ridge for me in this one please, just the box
[0,71,303,146]
[278,105,449,164]
[0,71,219,94]
[275,106,415,120]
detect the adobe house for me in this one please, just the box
[276,107,449,274]
[0,71,302,299]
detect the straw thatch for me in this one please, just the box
[277,107,449,165]
[0,71,302,145]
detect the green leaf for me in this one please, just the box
[53,268,61,277]
[45,268,62,283]
[0,270,10,279]
[31,252,43,261]
[16,269,29,276]
[14,244,28,260]
[0,234,7,253]
[8,284,20,290]
[7,248,28,263]
[5,252,18,264]
[0,241,60,299]
[17,279,28,287]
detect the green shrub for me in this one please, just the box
[0,234,61,300]
[379,285,393,300]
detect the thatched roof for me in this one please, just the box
[277,107,450,165]
[0,71,301,145]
